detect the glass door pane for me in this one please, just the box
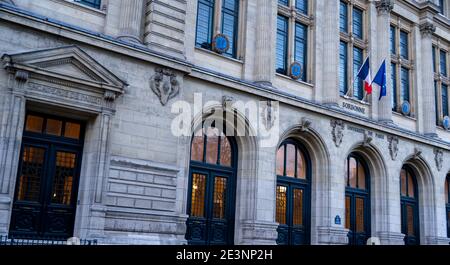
[292,188,304,226]
[16,146,47,202]
[190,173,207,217]
[276,185,288,225]
[212,177,227,219]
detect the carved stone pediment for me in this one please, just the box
[2,45,127,111]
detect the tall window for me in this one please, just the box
[390,20,413,114]
[275,140,311,245]
[195,0,240,58]
[75,0,101,9]
[433,44,450,127]
[400,166,420,245]
[339,1,367,100]
[345,154,370,245]
[439,0,445,15]
[186,126,237,245]
[276,0,311,82]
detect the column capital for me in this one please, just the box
[376,0,394,14]
[419,21,436,37]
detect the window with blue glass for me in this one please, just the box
[390,26,396,55]
[434,45,450,125]
[340,42,348,95]
[76,0,101,9]
[440,50,447,77]
[276,1,311,81]
[279,0,289,6]
[340,1,348,33]
[196,0,215,50]
[391,20,414,114]
[353,47,364,100]
[340,2,367,100]
[294,22,308,81]
[439,0,445,15]
[296,0,308,15]
[195,0,239,59]
[221,0,239,58]
[391,63,397,111]
[352,8,363,39]
[443,84,449,117]
[400,30,409,60]
[276,16,289,75]
[400,67,410,104]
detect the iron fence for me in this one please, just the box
[0,235,97,245]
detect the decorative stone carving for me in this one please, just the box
[387,135,399,161]
[362,132,373,147]
[222,95,234,110]
[434,149,444,171]
[376,0,394,14]
[14,70,29,82]
[261,100,277,130]
[330,120,345,147]
[150,68,180,106]
[420,21,436,37]
[299,117,312,132]
[413,148,422,160]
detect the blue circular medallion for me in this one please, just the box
[401,101,411,116]
[290,62,303,80]
[212,34,230,54]
[443,116,450,130]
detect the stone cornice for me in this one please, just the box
[0,3,449,151]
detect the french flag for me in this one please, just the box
[357,57,372,95]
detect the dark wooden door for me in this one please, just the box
[276,181,310,245]
[401,199,420,245]
[345,192,370,245]
[185,168,235,245]
[9,113,83,240]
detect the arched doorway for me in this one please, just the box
[185,126,237,245]
[345,154,371,245]
[400,165,420,245]
[275,139,311,245]
[445,174,450,238]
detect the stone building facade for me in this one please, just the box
[0,0,449,245]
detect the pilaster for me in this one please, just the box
[117,0,145,43]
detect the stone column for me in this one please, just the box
[420,21,438,137]
[254,0,276,85]
[117,0,145,43]
[0,70,27,235]
[320,0,340,105]
[376,0,394,123]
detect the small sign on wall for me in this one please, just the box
[334,215,341,225]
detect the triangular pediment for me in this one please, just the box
[2,45,127,93]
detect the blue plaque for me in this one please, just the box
[290,62,303,80]
[212,34,230,54]
[334,215,341,225]
[443,116,450,130]
[401,101,411,116]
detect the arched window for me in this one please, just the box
[345,154,370,245]
[445,175,450,238]
[186,126,237,245]
[275,139,310,245]
[400,166,420,245]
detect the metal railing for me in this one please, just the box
[0,235,97,245]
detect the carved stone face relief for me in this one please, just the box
[387,135,399,161]
[330,120,344,147]
[150,68,180,106]
[434,149,444,171]
[261,100,278,130]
